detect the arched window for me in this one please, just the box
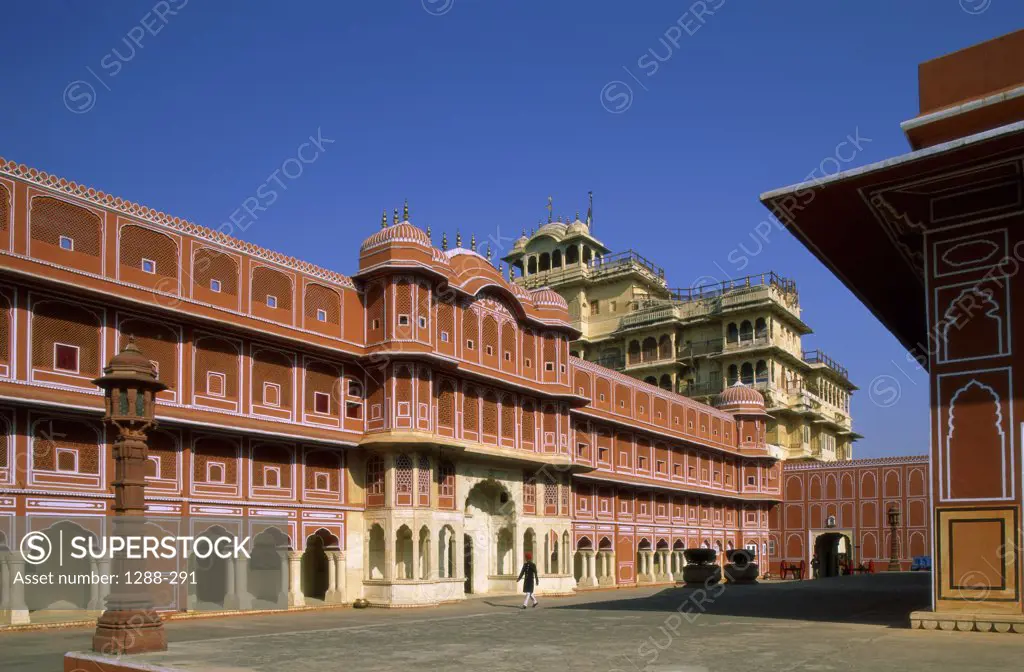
[755,360,768,384]
[754,317,767,340]
[728,364,739,384]
[565,246,579,264]
[740,362,754,385]
[539,253,550,272]
[658,335,672,359]
[641,337,657,361]
[552,249,562,268]
[726,323,738,343]
[739,320,753,342]
[628,340,641,365]
[582,247,592,264]
[527,257,537,274]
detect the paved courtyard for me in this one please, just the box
[5,574,1021,672]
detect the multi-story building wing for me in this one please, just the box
[0,161,783,622]
[504,216,860,462]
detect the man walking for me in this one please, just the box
[518,552,539,609]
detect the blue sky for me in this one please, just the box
[1,1,1020,457]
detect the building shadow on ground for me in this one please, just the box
[553,572,930,628]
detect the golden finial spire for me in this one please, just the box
[486,243,492,261]
[381,209,387,229]
[509,265,516,280]
[546,196,553,223]
[403,199,409,222]
[441,232,448,250]
[587,190,593,227]
[426,225,432,242]
[470,234,477,252]
[456,230,462,247]
[497,262,503,273]
[521,228,526,237]
[392,208,399,226]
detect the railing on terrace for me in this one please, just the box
[591,354,625,370]
[680,380,724,397]
[516,249,667,289]
[724,334,770,350]
[667,271,798,304]
[802,350,849,379]
[678,338,724,357]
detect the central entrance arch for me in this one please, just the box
[463,479,516,595]
[813,531,853,577]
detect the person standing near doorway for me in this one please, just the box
[518,552,540,609]
[811,554,820,579]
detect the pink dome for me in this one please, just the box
[529,287,568,310]
[360,222,432,253]
[714,381,766,413]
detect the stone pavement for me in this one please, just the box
[7,573,1023,672]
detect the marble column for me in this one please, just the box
[335,552,347,603]
[277,550,290,608]
[587,551,597,582]
[88,557,102,611]
[638,551,653,583]
[577,550,597,588]
[223,555,238,609]
[288,551,305,608]
[3,552,30,625]
[598,551,615,586]
[325,551,340,603]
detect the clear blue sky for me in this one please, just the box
[1,1,1020,457]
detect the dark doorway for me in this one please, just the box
[464,534,473,594]
[814,533,850,578]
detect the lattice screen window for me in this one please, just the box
[314,391,330,414]
[145,456,159,478]
[502,322,516,362]
[523,477,536,507]
[482,394,498,435]
[263,382,280,407]
[193,248,239,296]
[120,225,178,277]
[463,309,478,350]
[315,472,329,491]
[0,185,9,233]
[438,302,453,343]
[207,372,226,397]
[305,283,340,324]
[207,462,225,483]
[263,466,280,488]
[59,235,74,250]
[193,437,238,484]
[31,196,101,256]
[417,455,430,498]
[194,337,238,399]
[439,460,455,496]
[32,300,101,376]
[396,280,413,329]
[521,404,535,440]
[463,389,479,431]
[544,480,557,508]
[0,295,9,364]
[118,321,177,390]
[395,454,413,494]
[417,283,430,329]
[366,455,385,495]
[56,447,78,472]
[253,266,293,310]
[437,382,455,427]
[483,316,498,356]
[501,397,515,438]
[148,430,178,480]
[305,449,340,493]
[253,348,292,408]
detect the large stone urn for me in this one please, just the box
[724,549,759,584]
[682,548,721,586]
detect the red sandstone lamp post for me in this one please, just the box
[91,337,168,654]
[887,504,901,572]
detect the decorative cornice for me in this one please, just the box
[0,158,355,290]
[782,455,928,471]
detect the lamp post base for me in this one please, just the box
[92,609,167,655]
